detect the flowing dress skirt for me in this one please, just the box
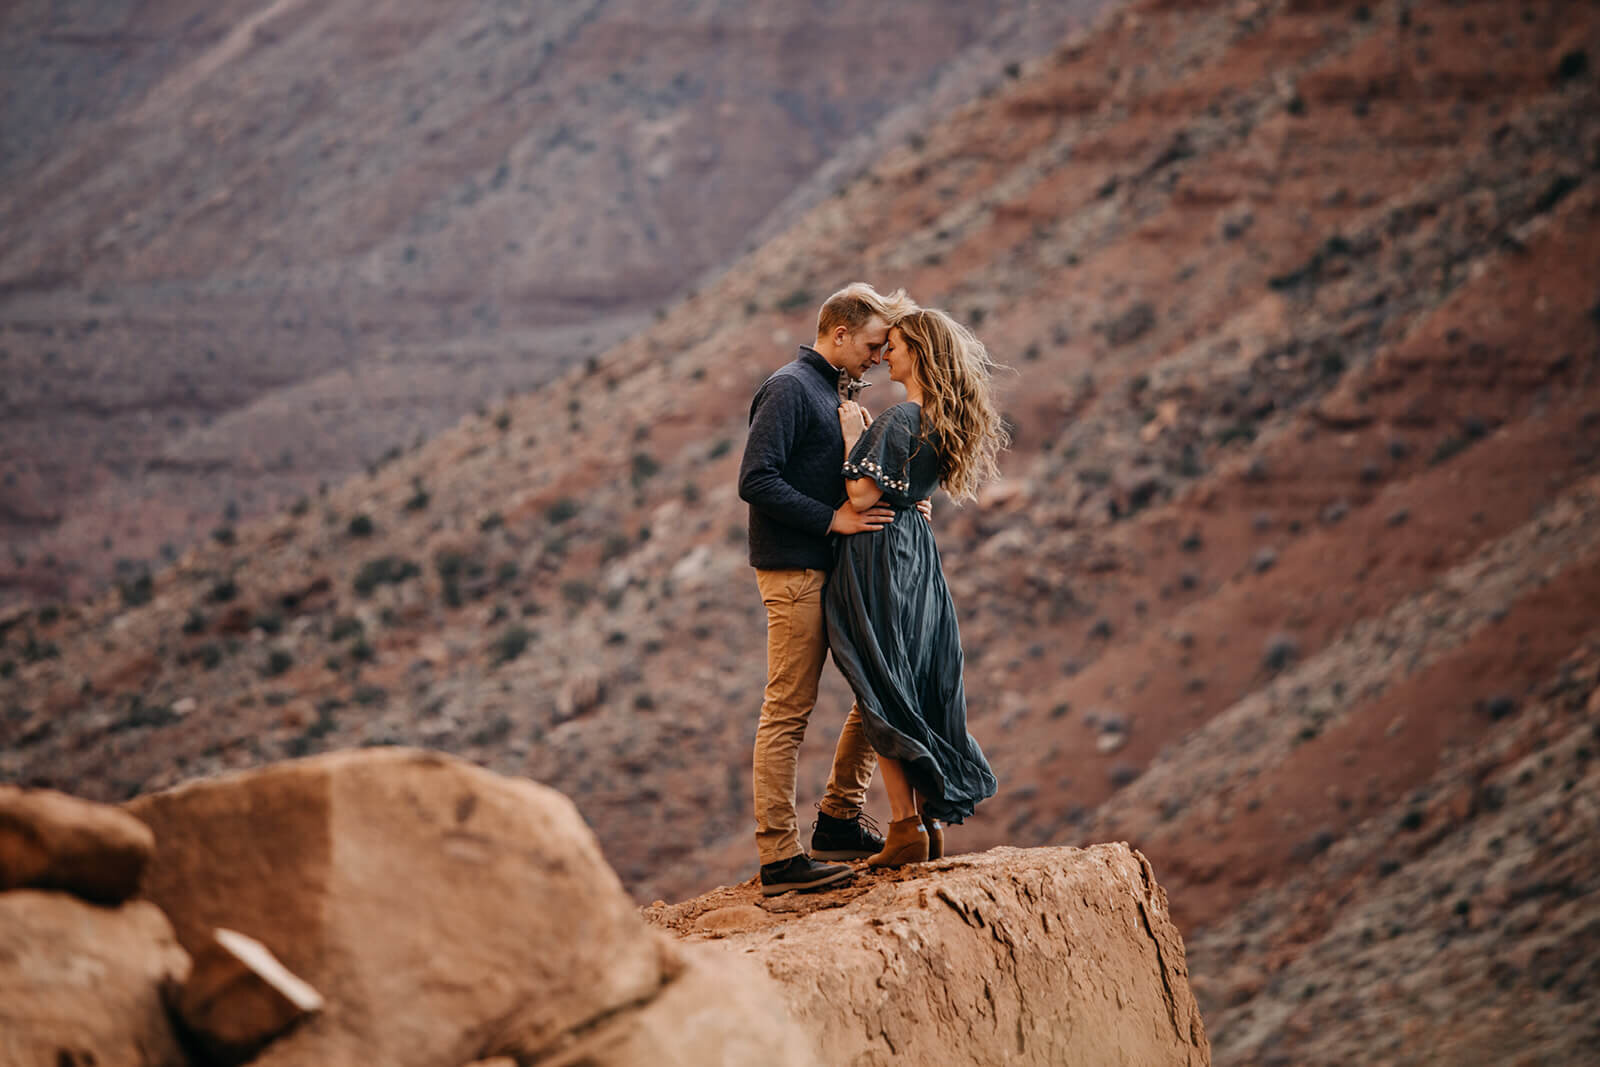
[825,508,997,824]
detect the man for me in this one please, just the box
[738,282,915,896]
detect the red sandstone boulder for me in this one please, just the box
[127,747,818,1066]
[0,784,155,903]
[0,890,191,1067]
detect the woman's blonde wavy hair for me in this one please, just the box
[891,307,1009,502]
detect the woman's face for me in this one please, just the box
[884,326,916,387]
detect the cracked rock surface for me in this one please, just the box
[645,843,1209,1066]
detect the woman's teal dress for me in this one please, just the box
[824,401,997,824]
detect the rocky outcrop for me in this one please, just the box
[125,747,816,1066]
[648,844,1210,1066]
[0,784,155,902]
[0,890,191,1067]
[2,746,1208,1064]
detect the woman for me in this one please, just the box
[826,307,1008,867]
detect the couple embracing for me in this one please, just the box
[738,283,1009,896]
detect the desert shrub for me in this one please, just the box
[1430,435,1468,466]
[489,625,531,665]
[211,526,236,546]
[352,555,420,597]
[348,514,376,537]
[1262,633,1300,674]
[263,649,294,677]
[403,478,430,512]
[22,634,60,662]
[561,580,594,608]
[630,451,660,486]
[110,697,180,733]
[118,572,153,608]
[545,498,579,524]
[601,533,632,562]
[329,615,364,642]
[353,685,387,707]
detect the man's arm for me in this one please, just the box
[738,378,839,536]
[739,378,893,536]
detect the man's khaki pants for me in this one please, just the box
[753,568,877,866]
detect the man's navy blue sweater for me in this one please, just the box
[739,346,848,571]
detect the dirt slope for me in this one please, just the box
[3,0,1599,1062]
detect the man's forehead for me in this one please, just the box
[861,316,889,340]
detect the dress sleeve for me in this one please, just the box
[843,404,917,500]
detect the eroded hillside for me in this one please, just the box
[4,0,1599,1062]
[0,0,1093,601]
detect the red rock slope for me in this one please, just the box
[3,0,1598,1061]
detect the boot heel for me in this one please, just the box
[917,801,944,860]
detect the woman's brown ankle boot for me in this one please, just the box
[867,815,929,868]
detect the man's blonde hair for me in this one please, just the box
[816,282,916,339]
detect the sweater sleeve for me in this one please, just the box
[739,376,838,537]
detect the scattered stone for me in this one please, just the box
[0,891,191,1067]
[0,784,155,903]
[1252,547,1279,574]
[1321,499,1350,525]
[1109,763,1140,788]
[1386,508,1410,527]
[1097,732,1128,754]
[175,927,325,1064]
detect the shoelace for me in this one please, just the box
[855,811,883,840]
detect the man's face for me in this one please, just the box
[840,315,890,380]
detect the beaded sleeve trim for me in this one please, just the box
[842,454,910,493]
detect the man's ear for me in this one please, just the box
[833,325,849,347]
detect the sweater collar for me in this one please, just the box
[798,344,847,389]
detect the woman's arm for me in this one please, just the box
[846,475,884,511]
